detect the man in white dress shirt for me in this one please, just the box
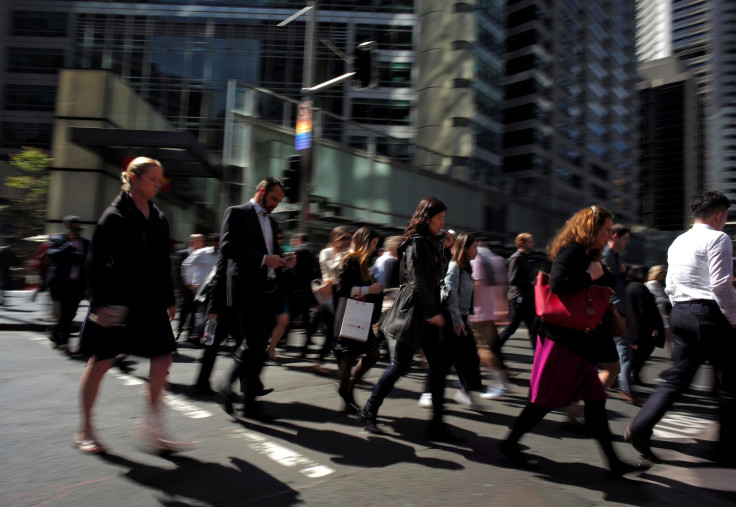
[626,191,736,467]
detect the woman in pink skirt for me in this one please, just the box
[498,205,649,477]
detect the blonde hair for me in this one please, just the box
[648,265,666,281]
[121,157,162,192]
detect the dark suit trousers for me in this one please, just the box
[230,290,279,406]
[195,307,240,389]
[177,287,195,334]
[630,301,736,453]
[496,293,536,362]
[52,279,84,344]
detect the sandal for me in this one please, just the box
[74,439,108,454]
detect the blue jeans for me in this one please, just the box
[614,334,633,395]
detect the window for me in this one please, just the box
[351,99,411,125]
[11,11,68,37]
[1,122,52,148]
[4,85,56,111]
[378,62,412,88]
[7,48,65,73]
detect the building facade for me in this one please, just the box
[636,0,736,204]
[503,0,640,242]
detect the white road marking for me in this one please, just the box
[228,427,335,478]
[653,411,713,440]
[163,393,213,419]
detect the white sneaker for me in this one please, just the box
[479,384,509,400]
[453,390,491,411]
[418,392,433,408]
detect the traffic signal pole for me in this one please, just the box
[297,1,316,234]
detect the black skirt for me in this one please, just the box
[77,306,176,360]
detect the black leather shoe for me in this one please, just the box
[609,459,651,477]
[216,390,235,416]
[359,408,381,433]
[624,424,661,462]
[498,440,540,468]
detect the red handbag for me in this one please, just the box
[534,272,612,332]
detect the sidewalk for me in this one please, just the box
[0,290,88,332]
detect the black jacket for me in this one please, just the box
[86,191,174,310]
[220,201,283,307]
[381,233,445,345]
[46,232,90,298]
[539,243,616,363]
[336,254,383,325]
[625,281,665,348]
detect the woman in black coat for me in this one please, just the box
[360,197,457,441]
[625,265,665,384]
[75,157,190,454]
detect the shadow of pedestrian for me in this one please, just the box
[98,452,300,506]
[234,402,463,471]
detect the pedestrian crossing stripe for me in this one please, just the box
[653,411,713,440]
[228,428,335,478]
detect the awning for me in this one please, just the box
[68,127,222,179]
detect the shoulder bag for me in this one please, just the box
[534,272,612,333]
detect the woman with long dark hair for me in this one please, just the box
[360,197,458,441]
[335,226,383,412]
[499,205,648,476]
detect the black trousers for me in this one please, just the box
[176,288,195,334]
[51,280,84,345]
[496,293,536,364]
[195,307,241,389]
[630,301,736,453]
[227,289,281,406]
[423,315,483,393]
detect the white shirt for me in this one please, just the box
[181,246,219,287]
[251,198,275,278]
[665,223,736,324]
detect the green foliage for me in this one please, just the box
[3,147,51,237]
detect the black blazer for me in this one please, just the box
[46,232,91,298]
[220,201,282,307]
[625,281,665,348]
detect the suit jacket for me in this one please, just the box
[625,281,665,348]
[172,248,191,293]
[220,201,283,307]
[46,232,91,298]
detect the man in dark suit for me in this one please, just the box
[47,215,91,349]
[217,177,296,420]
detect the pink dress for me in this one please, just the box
[529,335,607,408]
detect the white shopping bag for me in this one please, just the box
[336,297,374,342]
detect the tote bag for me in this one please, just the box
[335,297,374,342]
[534,272,612,332]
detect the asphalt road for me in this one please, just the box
[1,323,734,506]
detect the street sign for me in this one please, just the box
[295,99,312,151]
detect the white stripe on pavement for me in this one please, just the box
[228,428,335,478]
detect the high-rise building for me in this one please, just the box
[638,57,698,231]
[636,0,736,203]
[414,0,505,235]
[503,0,640,242]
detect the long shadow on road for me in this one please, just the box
[99,452,300,506]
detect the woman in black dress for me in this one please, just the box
[335,226,383,412]
[74,157,188,453]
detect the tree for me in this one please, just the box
[2,147,51,238]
